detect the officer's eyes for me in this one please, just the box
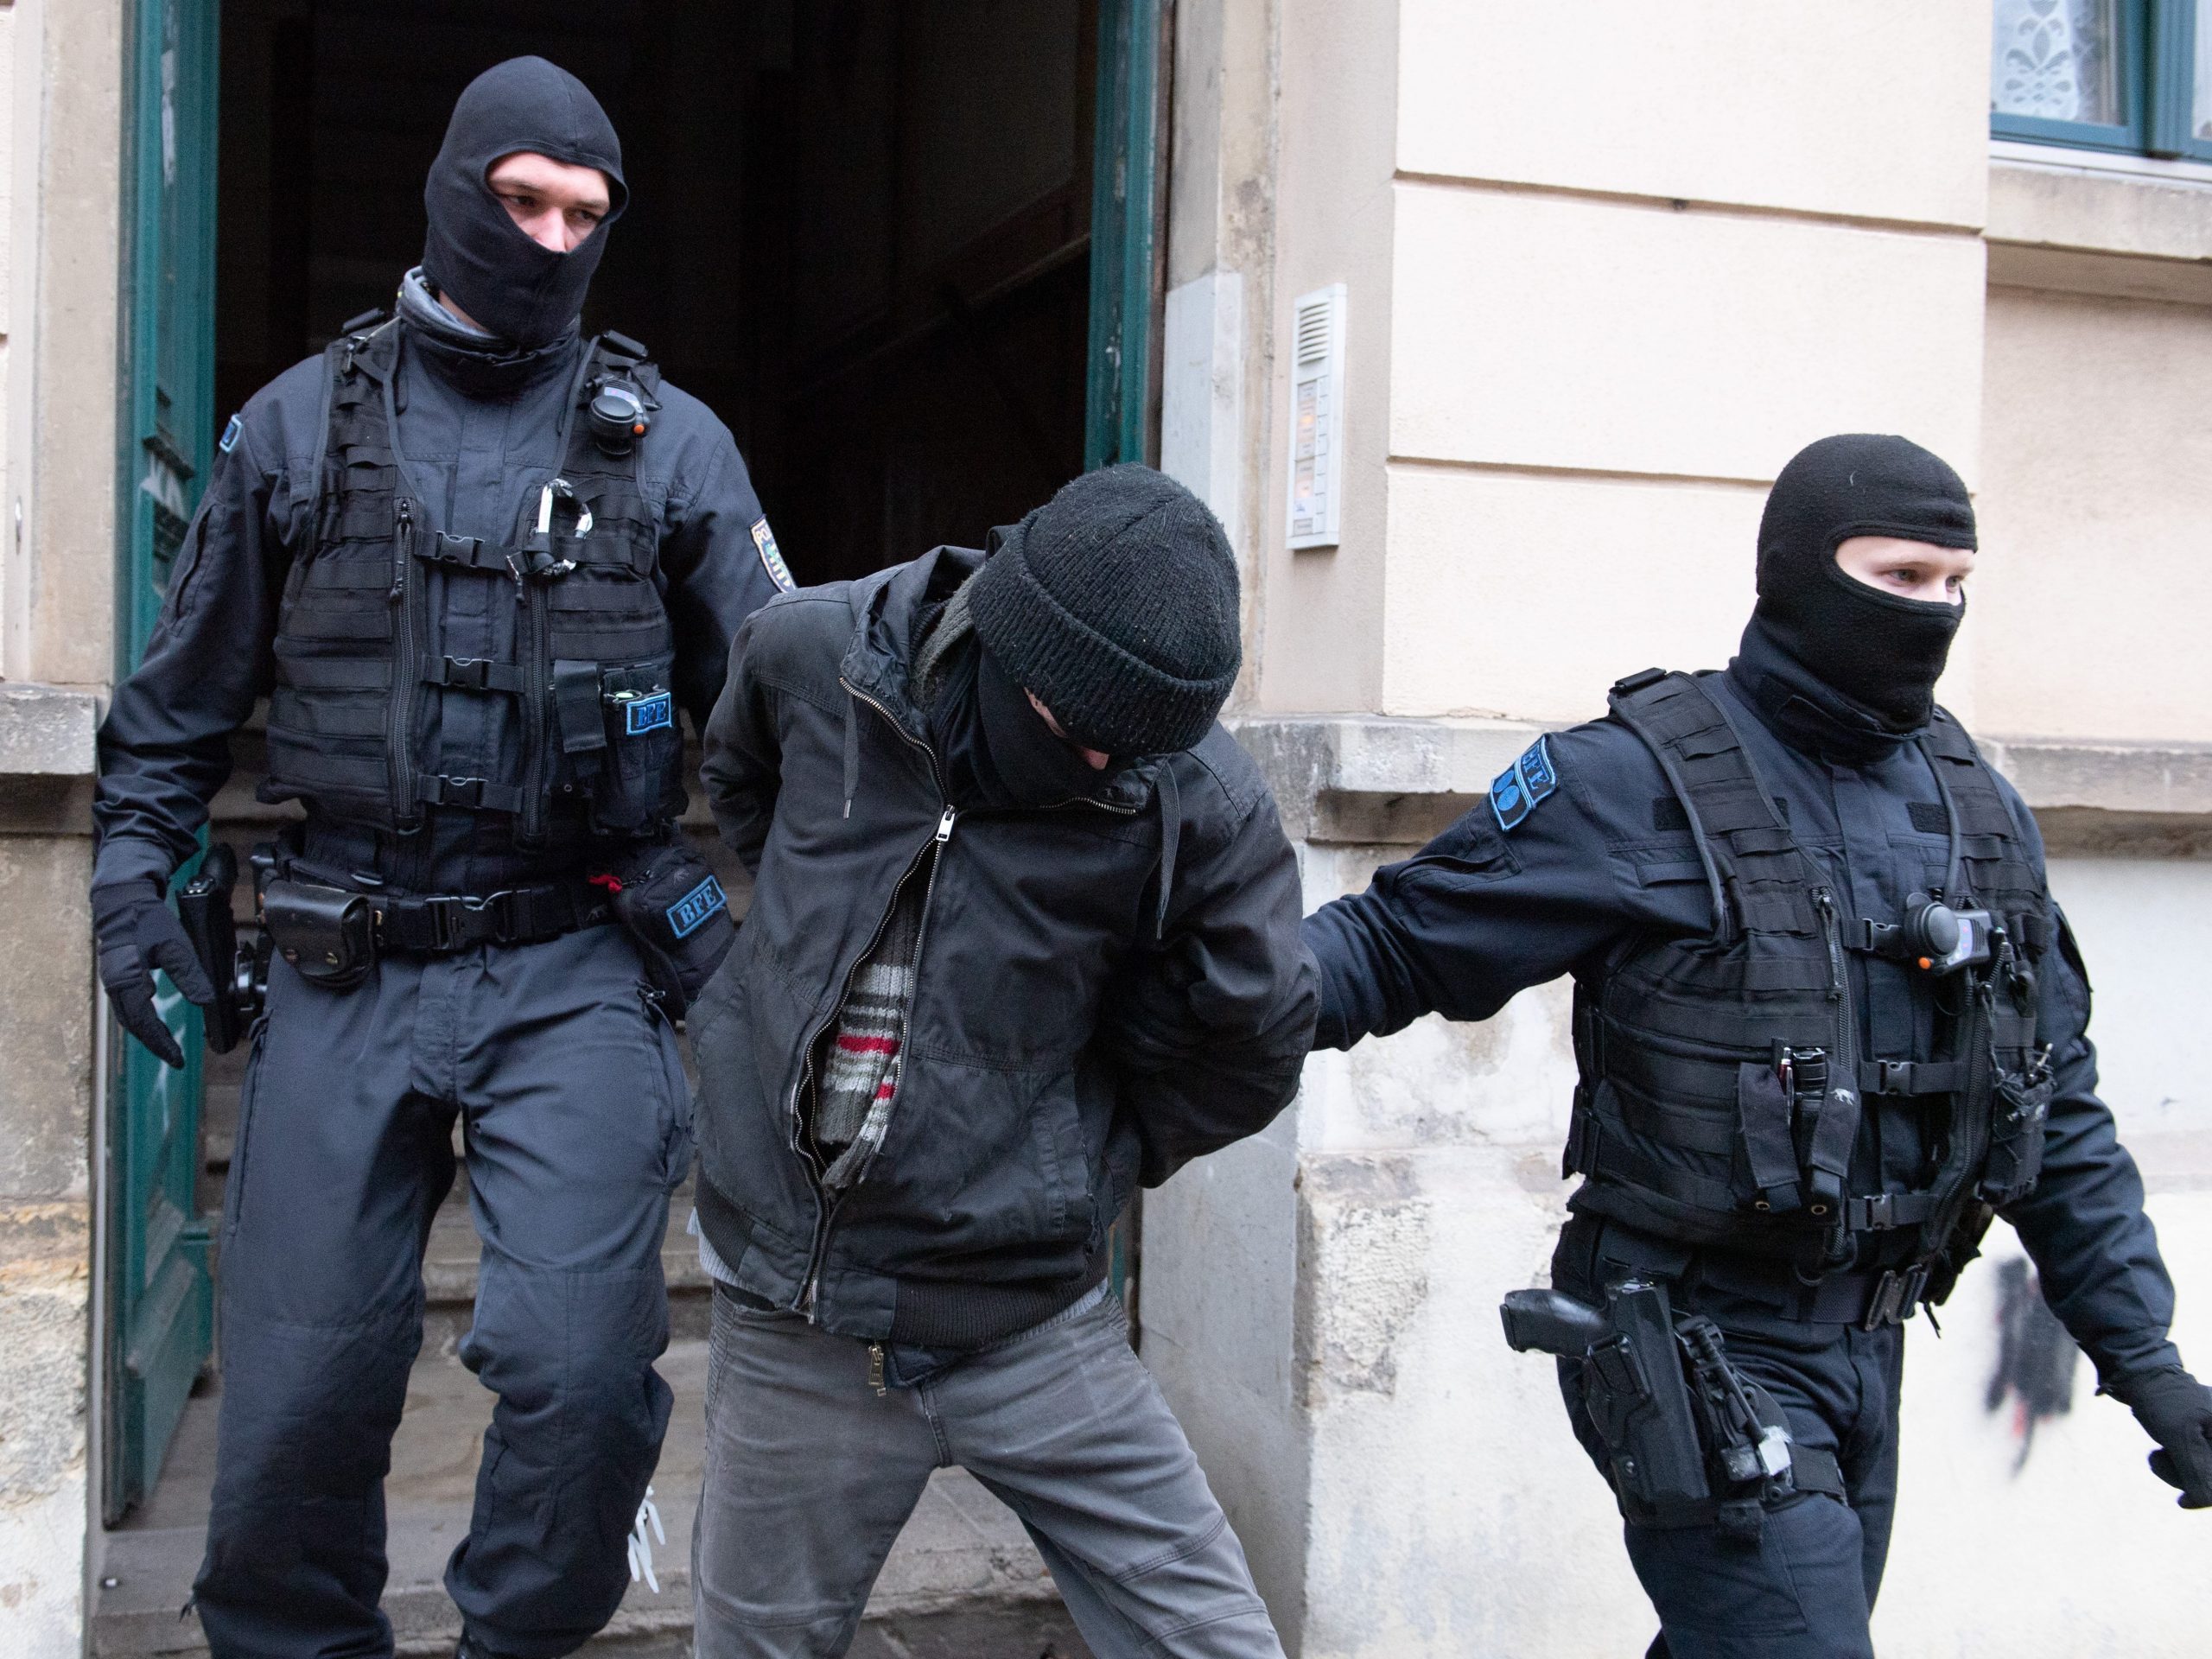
[567,207,604,228]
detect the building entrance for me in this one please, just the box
[103,0,1165,1581]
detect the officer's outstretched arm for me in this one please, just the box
[92,407,291,891]
[1303,725,1690,1050]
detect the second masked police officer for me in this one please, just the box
[90,58,785,1659]
[1305,435,2211,1657]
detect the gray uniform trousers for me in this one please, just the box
[692,1282,1285,1659]
[194,927,693,1659]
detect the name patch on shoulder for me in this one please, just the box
[1490,735,1559,833]
[751,517,794,592]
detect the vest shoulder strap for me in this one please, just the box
[1921,706,2049,950]
[586,331,662,401]
[306,318,402,545]
[1608,670,1822,947]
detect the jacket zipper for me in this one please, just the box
[799,802,957,1319]
[791,823,931,1313]
[793,685,944,1320]
[791,681,1141,1321]
[387,499,420,823]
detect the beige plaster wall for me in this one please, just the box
[1254,0,1396,716]
[1255,3,1992,719]
[1395,2,1989,227]
[0,1,126,1652]
[22,0,122,693]
[1974,284,2212,742]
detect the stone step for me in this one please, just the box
[92,1338,1087,1659]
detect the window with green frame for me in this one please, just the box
[1991,0,2212,159]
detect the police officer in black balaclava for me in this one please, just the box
[92,56,791,1659]
[1304,433,2209,1657]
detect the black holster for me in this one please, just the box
[1503,1277,1812,1538]
[175,843,269,1052]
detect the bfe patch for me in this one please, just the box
[1490,736,1559,832]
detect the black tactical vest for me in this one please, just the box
[260,316,684,847]
[1565,671,2055,1287]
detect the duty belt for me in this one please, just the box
[1688,1249,1937,1332]
[372,880,614,954]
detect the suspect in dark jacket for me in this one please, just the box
[90,59,783,1658]
[686,463,1319,1658]
[1303,434,2210,1658]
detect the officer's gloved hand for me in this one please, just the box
[600,840,735,1016]
[2112,1367,2212,1509]
[92,878,215,1069]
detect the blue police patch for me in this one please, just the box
[219,413,244,454]
[667,875,728,940]
[751,517,794,592]
[1490,736,1559,833]
[625,691,674,736]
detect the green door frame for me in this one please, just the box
[1084,0,1170,471]
[1084,0,1169,1315]
[105,0,220,1525]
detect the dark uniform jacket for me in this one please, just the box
[1306,659,2180,1388]
[93,282,780,897]
[690,545,1319,1348]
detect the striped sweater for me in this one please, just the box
[812,853,931,1188]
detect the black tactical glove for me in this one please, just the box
[92,878,216,1069]
[600,841,735,1015]
[2111,1366,2212,1509]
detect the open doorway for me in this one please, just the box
[216,0,1123,583]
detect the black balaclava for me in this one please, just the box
[1738,433,1975,750]
[974,643,1121,807]
[421,57,626,350]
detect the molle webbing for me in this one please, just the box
[1567,670,2044,1267]
[262,320,677,836]
[1921,711,2047,945]
[1604,671,1830,997]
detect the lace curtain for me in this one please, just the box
[1991,0,2124,124]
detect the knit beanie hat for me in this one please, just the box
[967,464,1241,756]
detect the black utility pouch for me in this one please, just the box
[1980,1064,2054,1205]
[262,880,376,990]
[601,841,735,1014]
[559,658,683,833]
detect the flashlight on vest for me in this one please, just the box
[587,378,652,456]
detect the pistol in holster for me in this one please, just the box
[1501,1279,1804,1540]
[174,842,273,1054]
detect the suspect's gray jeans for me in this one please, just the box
[692,1283,1285,1659]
